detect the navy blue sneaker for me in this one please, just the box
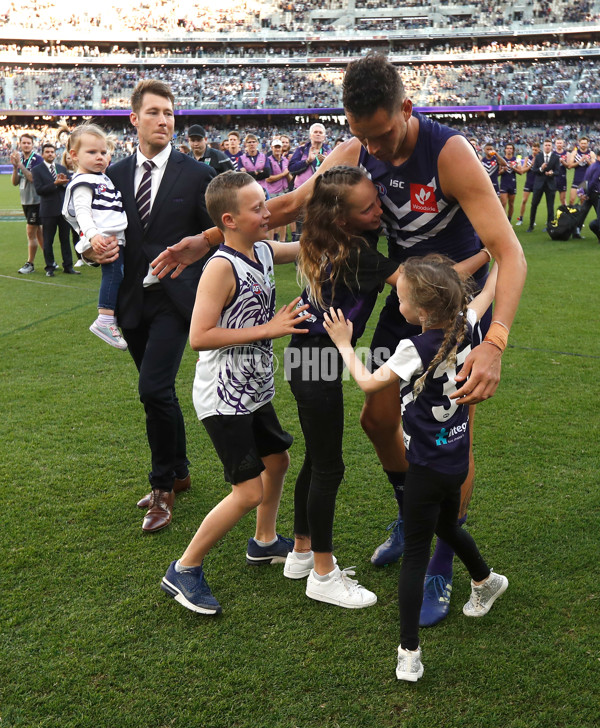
[370,519,404,566]
[419,574,452,627]
[246,534,293,565]
[161,561,222,615]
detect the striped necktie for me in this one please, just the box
[136,160,155,227]
[49,163,57,180]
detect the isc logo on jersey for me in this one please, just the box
[410,184,438,214]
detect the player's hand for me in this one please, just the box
[10,151,20,166]
[264,298,311,339]
[323,307,353,346]
[151,234,210,279]
[451,342,502,405]
[85,236,119,264]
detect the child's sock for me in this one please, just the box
[98,313,116,326]
[426,515,467,579]
[174,559,198,573]
[384,470,405,517]
[253,536,277,548]
[292,550,312,559]
[312,568,336,581]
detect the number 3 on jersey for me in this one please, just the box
[431,344,470,422]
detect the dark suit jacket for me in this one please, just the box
[106,149,216,329]
[32,162,68,217]
[532,151,561,192]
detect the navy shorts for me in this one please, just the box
[202,401,292,484]
[500,178,516,195]
[22,204,40,225]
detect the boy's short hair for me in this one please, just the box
[244,134,258,143]
[131,80,174,113]
[206,171,255,231]
[42,143,55,152]
[20,133,34,143]
[228,131,240,139]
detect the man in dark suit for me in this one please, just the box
[32,143,78,276]
[527,138,561,232]
[95,80,215,532]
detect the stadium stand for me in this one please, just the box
[1,0,600,163]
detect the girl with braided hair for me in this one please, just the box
[284,167,492,611]
[324,254,508,681]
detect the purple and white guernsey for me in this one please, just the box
[572,146,593,187]
[193,241,276,420]
[523,154,536,192]
[481,156,501,194]
[359,113,482,267]
[386,309,477,474]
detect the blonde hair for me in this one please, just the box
[401,255,472,399]
[298,165,371,310]
[66,123,107,154]
[205,170,254,231]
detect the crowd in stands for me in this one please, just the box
[2,117,599,169]
[4,56,600,111]
[1,36,600,64]
[0,0,598,35]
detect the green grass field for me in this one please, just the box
[1,172,599,728]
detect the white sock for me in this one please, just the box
[98,313,116,326]
[175,559,198,573]
[253,536,277,548]
[293,551,312,560]
[313,567,337,582]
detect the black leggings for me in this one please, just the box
[287,339,345,553]
[399,463,490,651]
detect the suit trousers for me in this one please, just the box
[42,215,73,271]
[122,286,190,491]
[529,185,556,228]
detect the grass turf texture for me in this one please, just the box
[1,172,599,728]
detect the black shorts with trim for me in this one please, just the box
[22,204,40,225]
[202,401,293,485]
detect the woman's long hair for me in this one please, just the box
[298,165,373,309]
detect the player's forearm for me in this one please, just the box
[486,243,527,330]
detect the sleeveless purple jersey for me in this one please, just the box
[358,113,481,266]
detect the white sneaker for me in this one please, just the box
[306,566,377,609]
[396,646,424,682]
[89,320,128,350]
[73,259,84,268]
[284,550,314,579]
[284,552,337,579]
[463,570,508,617]
[18,261,34,274]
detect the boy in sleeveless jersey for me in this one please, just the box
[161,171,311,615]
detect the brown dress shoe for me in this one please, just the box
[142,489,175,533]
[137,474,191,509]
